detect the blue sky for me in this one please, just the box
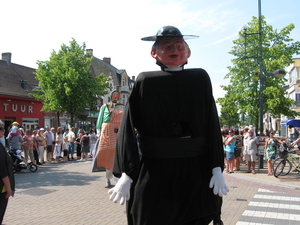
[1,0,300,111]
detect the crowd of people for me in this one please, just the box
[4,123,98,166]
[222,126,282,175]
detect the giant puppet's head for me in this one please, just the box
[141,26,198,70]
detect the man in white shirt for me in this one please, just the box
[68,127,75,160]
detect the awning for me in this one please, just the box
[281,119,300,127]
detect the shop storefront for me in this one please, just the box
[0,95,43,133]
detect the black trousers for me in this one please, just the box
[33,150,40,164]
[0,192,9,224]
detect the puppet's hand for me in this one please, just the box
[209,167,229,197]
[108,173,132,205]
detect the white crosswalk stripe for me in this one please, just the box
[236,188,300,225]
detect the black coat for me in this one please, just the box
[114,69,224,225]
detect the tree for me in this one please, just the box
[217,16,300,133]
[30,38,110,126]
[219,95,240,128]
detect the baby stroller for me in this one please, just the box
[9,149,38,173]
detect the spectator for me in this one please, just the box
[15,150,28,165]
[233,129,243,171]
[80,132,90,161]
[62,135,69,162]
[77,126,85,136]
[54,131,62,163]
[75,133,82,160]
[245,130,259,174]
[88,129,97,158]
[63,128,69,139]
[68,127,76,160]
[22,129,35,164]
[225,129,236,174]
[7,129,23,151]
[264,132,281,176]
[32,130,41,165]
[9,121,20,136]
[36,128,46,164]
[44,126,54,162]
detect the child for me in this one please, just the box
[75,133,82,160]
[62,135,69,162]
[10,121,20,136]
[15,150,28,165]
[55,131,62,163]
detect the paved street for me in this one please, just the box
[3,159,300,225]
[222,169,300,225]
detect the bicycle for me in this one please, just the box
[273,143,300,178]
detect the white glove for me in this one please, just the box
[108,172,132,205]
[96,129,101,137]
[209,167,229,197]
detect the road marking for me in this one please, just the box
[236,188,300,224]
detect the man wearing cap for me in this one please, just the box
[7,125,23,151]
[109,26,228,225]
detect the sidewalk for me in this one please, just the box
[3,158,300,225]
[3,159,127,225]
[219,160,300,225]
[232,159,300,187]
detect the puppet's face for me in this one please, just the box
[151,37,191,67]
[112,92,119,101]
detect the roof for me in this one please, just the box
[90,56,122,86]
[0,60,38,99]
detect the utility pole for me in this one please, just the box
[258,0,264,137]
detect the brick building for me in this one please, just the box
[0,52,44,136]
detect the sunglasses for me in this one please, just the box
[0,126,5,131]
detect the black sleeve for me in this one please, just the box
[0,144,9,179]
[113,81,141,181]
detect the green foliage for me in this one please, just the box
[217,16,300,132]
[219,101,240,127]
[30,38,110,126]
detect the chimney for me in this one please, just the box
[86,49,93,57]
[103,57,111,64]
[2,52,12,63]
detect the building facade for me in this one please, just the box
[281,58,300,138]
[86,49,134,128]
[0,52,44,136]
[0,51,134,132]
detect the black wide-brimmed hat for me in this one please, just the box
[141,25,199,41]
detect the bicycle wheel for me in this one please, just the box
[274,160,292,178]
[29,164,38,172]
[273,158,283,172]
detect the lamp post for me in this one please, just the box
[257,0,286,168]
[80,108,90,131]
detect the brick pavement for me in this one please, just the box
[3,159,300,225]
[3,159,127,225]
[215,162,300,225]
